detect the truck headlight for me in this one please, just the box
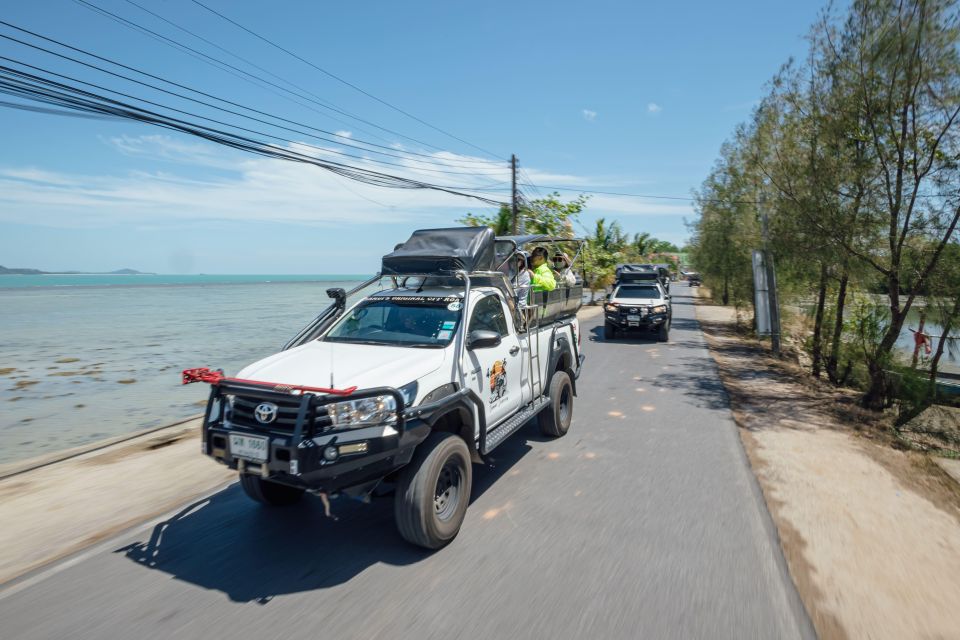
[327,395,398,428]
[652,305,668,314]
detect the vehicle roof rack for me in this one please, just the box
[382,227,495,275]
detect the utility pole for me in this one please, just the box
[510,153,519,235]
[759,192,782,356]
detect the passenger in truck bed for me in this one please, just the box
[552,252,577,287]
[528,247,556,292]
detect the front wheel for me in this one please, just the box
[604,322,616,340]
[539,371,573,437]
[239,473,305,506]
[657,321,670,342]
[395,433,472,549]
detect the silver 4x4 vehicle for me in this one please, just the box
[603,280,672,341]
[186,227,585,549]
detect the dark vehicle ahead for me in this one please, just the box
[616,263,670,293]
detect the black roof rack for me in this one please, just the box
[382,227,496,275]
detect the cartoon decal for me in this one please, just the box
[486,359,507,403]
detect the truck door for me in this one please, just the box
[465,294,523,428]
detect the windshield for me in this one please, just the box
[614,285,661,299]
[324,296,462,347]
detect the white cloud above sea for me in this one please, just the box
[647,102,662,115]
[582,109,597,122]
[0,135,692,232]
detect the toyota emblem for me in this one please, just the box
[254,402,278,424]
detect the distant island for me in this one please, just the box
[0,265,153,275]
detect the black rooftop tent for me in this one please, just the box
[382,227,496,275]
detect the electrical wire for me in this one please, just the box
[18,14,501,172]
[0,31,507,179]
[73,0,501,162]
[188,0,506,161]
[0,62,507,205]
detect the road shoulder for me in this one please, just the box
[0,420,234,587]
[693,292,960,640]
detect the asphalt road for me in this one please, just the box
[0,283,813,639]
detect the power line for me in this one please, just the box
[529,184,702,202]
[0,28,507,179]
[0,98,119,120]
[65,3,504,167]
[0,61,507,206]
[188,0,506,161]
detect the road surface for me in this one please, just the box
[0,283,813,639]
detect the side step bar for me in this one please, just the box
[481,396,551,455]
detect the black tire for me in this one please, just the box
[657,321,670,342]
[604,322,616,340]
[240,473,305,506]
[395,432,472,549]
[539,371,573,437]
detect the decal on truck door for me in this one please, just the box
[487,359,508,404]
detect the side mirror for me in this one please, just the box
[326,287,347,311]
[467,329,501,350]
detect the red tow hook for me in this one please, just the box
[181,367,357,396]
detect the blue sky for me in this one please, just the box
[0,0,828,274]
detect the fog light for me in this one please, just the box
[323,446,339,461]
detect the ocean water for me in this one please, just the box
[0,276,375,465]
[0,273,369,289]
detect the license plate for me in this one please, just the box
[230,433,269,462]
[627,314,641,321]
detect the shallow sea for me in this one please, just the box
[0,275,372,465]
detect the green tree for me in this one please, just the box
[458,193,589,237]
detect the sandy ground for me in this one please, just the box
[0,420,234,585]
[694,293,960,640]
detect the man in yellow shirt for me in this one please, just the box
[528,247,556,292]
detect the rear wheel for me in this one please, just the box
[395,432,472,549]
[239,473,305,506]
[539,371,573,437]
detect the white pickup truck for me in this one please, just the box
[603,280,672,341]
[190,227,585,549]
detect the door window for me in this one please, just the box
[469,295,508,335]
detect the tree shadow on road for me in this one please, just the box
[115,424,539,604]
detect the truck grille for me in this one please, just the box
[229,396,333,434]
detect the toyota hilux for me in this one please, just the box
[185,227,585,549]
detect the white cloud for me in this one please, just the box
[334,130,353,138]
[582,109,597,122]
[0,135,513,228]
[0,135,691,233]
[647,103,662,115]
